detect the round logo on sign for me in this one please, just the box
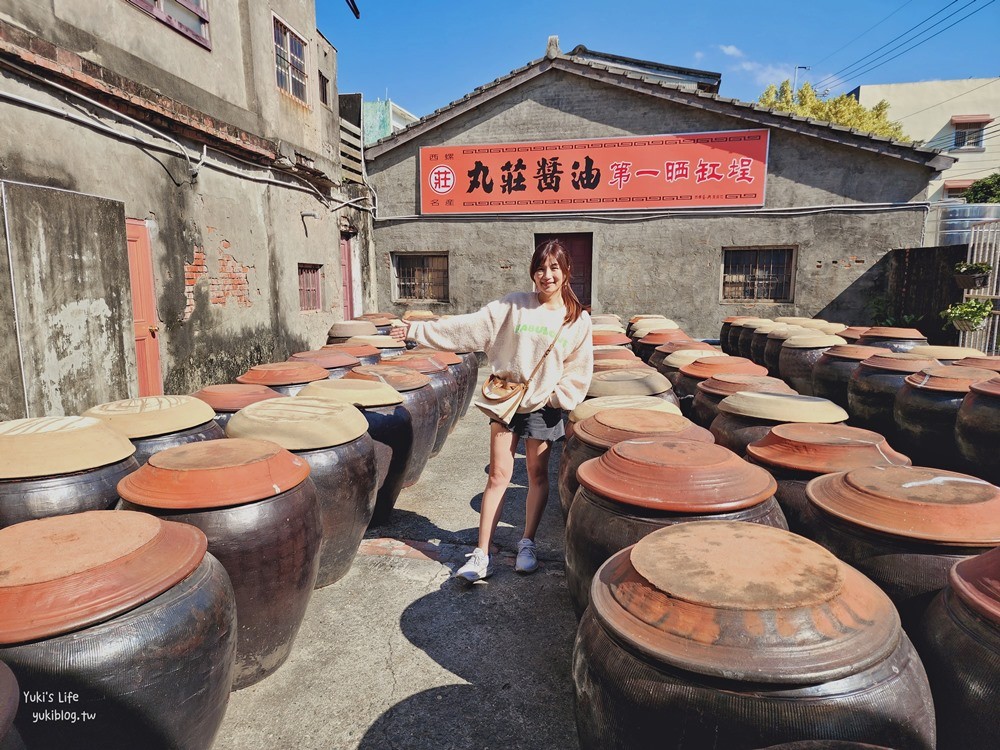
[428,165,456,195]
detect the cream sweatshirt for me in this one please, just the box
[407,292,594,413]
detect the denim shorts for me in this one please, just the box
[492,405,566,442]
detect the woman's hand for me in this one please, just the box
[389,321,410,342]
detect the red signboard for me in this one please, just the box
[419,129,768,214]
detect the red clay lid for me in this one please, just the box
[409,348,463,366]
[236,361,329,386]
[576,409,714,450]
[354,313,393,325]
[288,350,362,370]
[639,329,690,346]
[819,345,884,361]
[588,369,673,397]
[594,348,638,361]
[722,316,755,324]
[747,423,910,474]
[970,376,1000,397]
[590,521,900,683]
[839,326,870,341]
[322,343,381,358]
[345,364,432,392]
[858,352,940,373]
[0,511,206,644]
[577,437,776,511]
[903,366,997,393]
[117,438,311,509]
[860,327,926,340]
[388,354,447,374]
[950,546,1000,623]
[593,331,632,347]
[679,356,768,380]
[190,383,282,412]
[696,374,796,398]
[654,340,717,355]
[955,356,1000,372]
[593,360,654,373]
[807,465,1000,545]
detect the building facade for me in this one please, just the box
[852,78,1000,202]
[0,0,375,420]
[366,42,951,339]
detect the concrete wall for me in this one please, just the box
[854,79,1000,201]
[367,70,935,336]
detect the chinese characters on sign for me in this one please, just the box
[419,129,769,214]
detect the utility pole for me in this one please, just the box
[793,65,811,93]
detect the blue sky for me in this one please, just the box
[319,0,999,118]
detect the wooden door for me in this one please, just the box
[340,237,355,319]
[126,219,163,395]
[535,233,592,308]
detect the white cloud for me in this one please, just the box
[718,45,744,58]
[736,60,794,86]
[693,51,704,61]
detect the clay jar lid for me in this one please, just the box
[950,546,1000,623]
[190,383,282,413]
[328,320,377,338]
[655,340,716,355]
[697,374,796,398]
[718,392,849,423]
[747,423,911,474]
[858,352,940,373]
[860,327,925,340]
[408,348,463,366]
[807,466,1000,545]
[591,521,901,683]
[402,310,436,320]
[83,395,216,438]
[588,369,673,398]
[236,361,330,387]
[288,350,362,370]
[629,314,667,324]
[345,364,432,392]
[0,416,136,479]
[819,344,884,361]
[908,346,985,361]
[903,366,997,392]
[569,395,681,423]
[299,379,404,407]
[592,324,627,333]
[226,397,369,450]
[955,355,1000,372]
[575,409,714,450]
[970,376,1000,397]
[594,348,638,361]
[117,438,311,509]
[0,510,206,644]
[632,323,679,339]
[664,349,728,369]
[731,317,770,329]
[390,354,447,374]
[638,330,690,347]
[577,437,776,511]
[773,317,815,324]
[781,334,848,349]
[818,323,848,335]
[345,335,404,350]
[593,331,631,346]
[593,359,653,373]
[679,356,768,380]
[591,314,622,325]
[355,312,393,322]
[839,326,870,341]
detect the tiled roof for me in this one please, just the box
[366,49,954,172]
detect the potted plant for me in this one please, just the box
[940,298,994,332]
[953,261,993,290]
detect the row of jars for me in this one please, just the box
[0,313,478,749]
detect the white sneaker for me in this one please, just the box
[515,538,538,574]
[455,547,493,581]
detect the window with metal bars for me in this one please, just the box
[126,0,211,48]
[298,264,322,311]
[952,123,985,150]
[394,254,449,301]
[273,17,308,103]
[318,71,330,107]
[721,247,795,303]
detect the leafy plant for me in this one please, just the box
[955,261,993,275]
[867,294,921,327]
[940,298,994,328]
[757,81,910,140]
[965,173,1000,204]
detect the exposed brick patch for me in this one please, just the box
[183,241,254,320]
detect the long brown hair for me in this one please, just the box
[530,239,584,324]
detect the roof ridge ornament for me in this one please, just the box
[546,36,561,60]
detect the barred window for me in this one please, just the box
[274,17,308,102]
[722,247,795,303]
[298,263,322,311]
[127,0,211,48]
[394,254,449,302]
[953,123,985,150]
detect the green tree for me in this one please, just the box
[757,81,910,141]
[964,172,1000,203]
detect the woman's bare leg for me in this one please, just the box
[522,437,552,541]
[477,421,519,552]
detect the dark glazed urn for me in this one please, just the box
[955,377,1000,482]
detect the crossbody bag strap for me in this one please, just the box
[524,320,569,385]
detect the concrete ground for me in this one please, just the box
[214,385,581,750]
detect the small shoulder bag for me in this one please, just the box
[474,321,567,425]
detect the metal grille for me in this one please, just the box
[953,123,984,150]
[298,263,322,311]
[958,218,1000,354]
[396,255,449,301]
[722,247,794,302]
[274,18,307,102]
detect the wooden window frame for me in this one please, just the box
[298,263,323,311]
[720,246,797,304]
[393,253,450,303]
[126,0,211,50]
[273,15,309,104]
[318,71,331,108]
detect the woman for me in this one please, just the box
[391,240,593,581]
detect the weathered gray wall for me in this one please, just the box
[0,182,134,418]
[367,70,936,335]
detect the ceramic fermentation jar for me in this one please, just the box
[690,373,796,428]
[321,343,381,366]
[235,361,329,397]
[778,335,848,395]
[287,350,362,379]
[810,345,883,409]
[955,376,1000,482]
[326,320,378,345]
[856,327,928,353]
[190,383,281,430]
[847,353,940,440]
[710,392,848,457]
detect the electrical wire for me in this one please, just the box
[895,77,1000,120]
[811,0,919,67]
[922,121,1000,149]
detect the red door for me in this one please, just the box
[535,233,592,308]
[340,238,355,319]
[126,219,163,395]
